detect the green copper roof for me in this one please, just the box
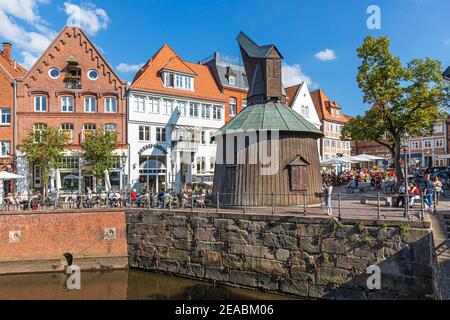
[216,101,323,136]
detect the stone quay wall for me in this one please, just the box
[126,209,433,299]
[0,209,128,274]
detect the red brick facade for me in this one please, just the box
[16,27,127,149]
[15,27,128,192]
[223,87,247,122]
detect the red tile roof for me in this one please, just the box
[131,44,225,103]
[285,83,303,107]
[310,89,350,123]
[0,50,27,78]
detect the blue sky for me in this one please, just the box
[0,0,449,116]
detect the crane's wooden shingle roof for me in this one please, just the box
[215,101,323,136]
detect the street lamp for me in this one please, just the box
[401,131,410,218]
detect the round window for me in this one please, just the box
[48,68,60,79]
[87,69,99,80]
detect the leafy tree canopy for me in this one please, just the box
[342,36,450,177]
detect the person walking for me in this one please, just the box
[424,174,434,212]
[323,180,333,216]
[433,176,443,206]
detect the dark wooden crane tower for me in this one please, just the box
[213,32,324,207]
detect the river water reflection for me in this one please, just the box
[0,269,294,300]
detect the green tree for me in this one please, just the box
[81,126,118,190]
[342,36,449,178]
[20,126,70,197]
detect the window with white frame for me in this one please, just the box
[189,103,199,117]
[210,157,215,170]
[34,95,47,112]
[435,139,444,148]
[213,106,222,120]
[331,140,336,148]
[228,76,235,85]
[424,140,432,148]
[201,105,211,119]
[242,99,247,109]
[163,100,173,115]
[148,99,160,114]
[33,123,47,143]
[0,108,11,124]
[156,127,166,142]
[209,131,215,144]
[196,156,206,173]
[163,72,193,90]
[60,123,74,143]
[300,105,309,117]
[436,159,446,166]
[61,96,73,112]
[105,97,117,113]
[179,101,187,116]
[139,126,151,141]
[0,141,10,157]
[324,139,330,147]
[34,165,42,188]
[134,96,145,112]
[83,123,96,140]
[411,141,421,149]
[229,97,236,117]
[84,97,96,112]
[105,123,117,134]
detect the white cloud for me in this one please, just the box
[21,51,39,68]
[64,2,110,35]
[282,63,317,88]
[116,62,143,73]
[315,49,336,61]
[0,8,51,54]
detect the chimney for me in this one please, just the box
[2,42,12,64]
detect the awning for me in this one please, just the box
[400,153,422,159]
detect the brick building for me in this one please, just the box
[310,89,351,161]
[15,26,128,194]
[201,52,248,122]
[0,42,27,197]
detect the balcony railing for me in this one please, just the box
[64,76,82,89]
[172,141,199,152]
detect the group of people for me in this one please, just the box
[129,185,213,209]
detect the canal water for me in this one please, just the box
[0,269,292,300]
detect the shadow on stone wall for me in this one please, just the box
[126,210,433,300]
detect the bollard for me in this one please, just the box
[271,192,275,215]
[377,192,381,219]
[338,193,342,219]
[216,192,220,213]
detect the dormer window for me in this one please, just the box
[228,75,235,85]
[163,72,193,90]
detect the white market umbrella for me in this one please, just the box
[55,169,62,191]
[320,158,350,166]
[357,154,387,161]
[104,170,111,192]
[336,155,358,163]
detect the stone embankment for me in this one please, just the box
[127,209,433,299]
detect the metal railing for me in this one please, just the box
[0,189,440,221]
